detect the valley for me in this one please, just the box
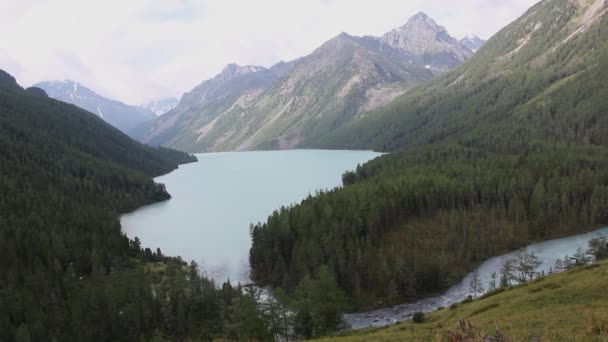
[1,0,607,340]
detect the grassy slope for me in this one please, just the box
[313,260,608,341]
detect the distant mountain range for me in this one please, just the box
[35,80,157,136]
[138,12,480,152]
[458,35,486,52]
[142,97,179,116]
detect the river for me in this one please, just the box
[345,226,608,329]
[120,149,607,330]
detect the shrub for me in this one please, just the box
[413,312,426,323]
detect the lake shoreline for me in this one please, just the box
[120,149,381,284]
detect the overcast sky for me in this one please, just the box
[0,0,539,105]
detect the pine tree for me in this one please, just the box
[469,272,484,299]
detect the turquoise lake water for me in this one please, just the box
[121,150,381,283]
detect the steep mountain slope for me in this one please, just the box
[319,0,608,151]
[139,13,472,152]
[250,0,608,310]
[459,35,486,52]
[142,97,179,116]
[139,62,295,151]
[35,80,157,136]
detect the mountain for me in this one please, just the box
[138,13,472,152]
[35,80,157,136]
[319,0,608,151]
[138,62,295,150]
[250,0,608,311]
[379,12,473,71]
[459,34,486,52]
[142,97,179,116]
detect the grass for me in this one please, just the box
[311,260,608,341]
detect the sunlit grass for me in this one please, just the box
[312,260,608,341]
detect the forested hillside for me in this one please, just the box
[250,0,608,311]
[0,74,275,341]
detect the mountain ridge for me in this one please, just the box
[142,97,179,116]
[317,0,608,151]
[138,12,475,152]
[459,34,486,52]
[35,80,157,137]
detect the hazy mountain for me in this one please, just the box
[458,35,486,52]
[379,12,473,71]
[139,12,471,152]
[142,97,179,116]
[35,80,157,136]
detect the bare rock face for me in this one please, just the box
[459,35,487,52]
[380,12,473,71]
[139,12,478,153]
[142,97,179,116]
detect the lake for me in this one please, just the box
[120,149,381,283]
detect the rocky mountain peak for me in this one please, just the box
[406,11,443,31]
[381,12,460,54]
[219,63,266,81]
[459,35,486,52]
[379,12,472,69]
[142,97,179,116]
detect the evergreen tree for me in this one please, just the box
[469,272,484,299]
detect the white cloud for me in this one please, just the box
[0,0,540,104]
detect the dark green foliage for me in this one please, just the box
[292,266,348,338]
[250,143,608,308]
[412,312,425,323]
[0,78,276,341]
[587,235,608,261]
[25,87,48,98]
[250,0,608,311]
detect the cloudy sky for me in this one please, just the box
[0,0,539,105]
